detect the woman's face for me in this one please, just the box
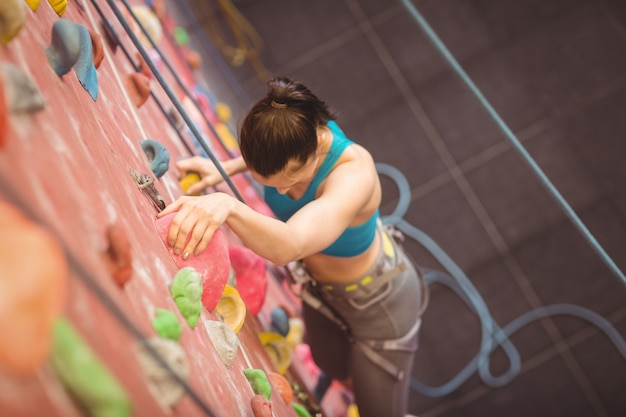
[250,154,319,195]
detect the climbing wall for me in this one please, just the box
[0,1,314,416]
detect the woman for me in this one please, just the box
[158,77,423,417]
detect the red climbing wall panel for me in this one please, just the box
[0,1,304,416]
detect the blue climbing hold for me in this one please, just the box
[269,307,290,337]
[45,19,98,101]
[140,139,170,178]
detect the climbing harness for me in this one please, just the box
[286,224,425,381]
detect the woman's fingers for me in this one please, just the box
[156,197,186,218]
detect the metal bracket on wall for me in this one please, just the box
[129,168,165,211]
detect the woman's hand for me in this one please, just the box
[176,156,226,195]
[156,192,236,259]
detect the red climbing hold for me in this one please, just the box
[103,223,133,287]
[250,394,273,417]
[155,212,231,311]
[125,72,150,108]
[228,244,268,315]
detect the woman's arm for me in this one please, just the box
[159,148,378,265]
[177,155,248,195]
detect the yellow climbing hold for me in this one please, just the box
[47,0,67,16]
[24,0,41,11]
[0,0,26,45]
[215,284,246,334]
[347,404,360,417]
[179,172,201,195]
[215,102,231,122]
[259,332,292,374]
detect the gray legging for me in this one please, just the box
[302,241,423,417]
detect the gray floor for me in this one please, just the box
[166,0,626,416]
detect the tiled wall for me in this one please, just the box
[168,0,626,415]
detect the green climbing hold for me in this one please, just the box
[173,27,189,46]
[169,267,203,328]
[292,402,313,417]
[243,368,272,400]
[152,308,182,342]
[50,318,132,417]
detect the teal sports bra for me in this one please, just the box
[263,121,379,257]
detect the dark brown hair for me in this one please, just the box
[239,77,337,177]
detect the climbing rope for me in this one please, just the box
[201,0,271,82]
[400,0,626,286]
[376,163,626,397]
[104,0,246,203]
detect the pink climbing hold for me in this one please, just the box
[155,212,231,311]
[228,244,268,315]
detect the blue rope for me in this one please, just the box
[377,162,626,397]
[400,0,626,285]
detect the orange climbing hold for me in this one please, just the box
[88,28,105,69]
[0,201,68,376]
[268,372,294,404]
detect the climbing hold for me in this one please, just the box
[136,337,189,409]
[215,122,239,150]
[103,223,133,287]
[179,171,201,195]
[131,5,162,47]
[147,0,166,19]
[50,318,132,417]
[152,308,182,342]
[204,320,239,368]
[215,102,232,122]
[186,50,202,71]
[215,284,247,334]
[228,244,268,316]
[173,27,189,46]
[25,0,41,11]
[268,372,293,404]
[155,212,231,312]
[1,62,45,114]
[292,402,313,417]
[46,19,98,100]
[125,72,150,108]
[99,20,118,52]
[0,0,26,45]
[286,317,305,348]
[88,28,105,69]
[169,266,203,328]
[346,403,360,417]
[243,368,272,400]
[270,306,290,337]
[47,0,68,16]
[135,52,151,78]
[0,201,68,376]
[139,139,169,178]
[251,394,273,417]
[259,332,292,375]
